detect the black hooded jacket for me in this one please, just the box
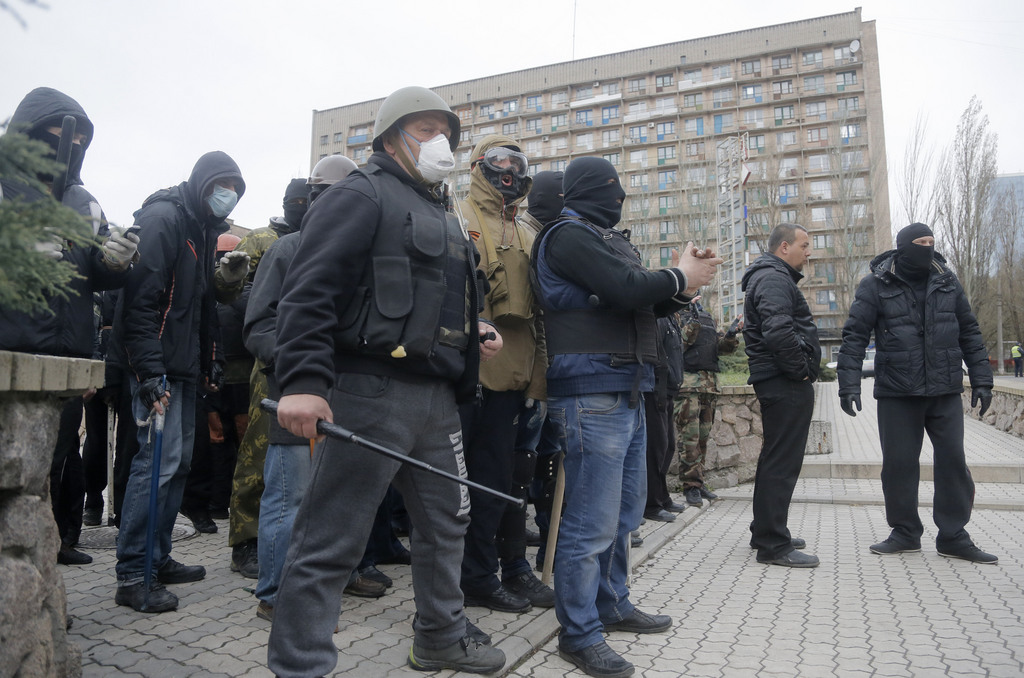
[109,151,245,383]
[837,249,992,399]
[741,253,821,384]
[0,87,129,358]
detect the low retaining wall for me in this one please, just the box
[0,350,104,678]
[963,380,1024,438]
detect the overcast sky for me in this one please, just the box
[2,0,1022,231]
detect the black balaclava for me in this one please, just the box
[563,157,626,229]
[480,147,528,202]
[526,170,564,226]
[895,222,935,281]
[282,178,310,232]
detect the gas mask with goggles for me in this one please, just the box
[476,146,529,201]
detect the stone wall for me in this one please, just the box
[0,351,103,678]
[962,381,1024,438]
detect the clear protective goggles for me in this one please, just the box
[479,146,529,178]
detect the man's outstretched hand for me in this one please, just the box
[840,393,862,417]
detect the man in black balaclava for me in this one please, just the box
[837,222,997,564]
[520,170,563,234]
[532,156,723,677]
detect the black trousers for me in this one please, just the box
[111,376,140,526]
[459,388,523,596]
[644,394,674,511]
[750,376,814,559]
[1014,357,1023,378]
[51,397,85,547]
[81,391,113,512]
[877,394,974,550]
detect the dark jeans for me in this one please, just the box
[51,397,85,547]
[750,376,814,559]
[644,395,674,511]
[877,394,974,550]
[1015,357,1023,378]
[459,388,523,596]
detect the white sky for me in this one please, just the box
[2,0,1022,231]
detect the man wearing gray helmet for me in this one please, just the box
[268,87,505,676]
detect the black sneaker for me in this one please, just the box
[82,507,102,526]
[630,530,643,548]
[938,544,998,564]
[358,565,393,588]
[558,640,634,677]
[525,529,542,547]
[602,608,672,634]
[503,571,555,608]
[157,559,206,584]
[756,550,820,568]
[181,508,217,534]
[699,486,719,500]
[869,538,921,555]
[684,487,703,507]
[115,581,178,613]
[230,540,259,579]
[408,636,505,674]
[464,584,532,613]
[57,545,93,565]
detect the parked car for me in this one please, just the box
[826,349,876,378]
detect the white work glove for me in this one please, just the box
[101,225,140,271]
[34,238,64,260]
[219,250,251,283]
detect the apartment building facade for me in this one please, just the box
[311,8,890,355]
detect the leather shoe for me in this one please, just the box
[699,487,719,500]
[684,487,703,506]
[756,550,819,568]
[157,559,206,584]
[938,544,998,564]
[603,608,672,634]
[503,571,555,608]
[870,538,921,555]
[642,508,675,523]
[181,508,217,534]
[664,500,687,514]
[58,545,93,565]
[464,584,531,613]
[115,581,178,612]
[359,565,393,588]
[344,574,387,598]
[525,529,542,546]
[558,640,634,677]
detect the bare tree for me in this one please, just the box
[1,0,47,28]
[893,111,939,228]
[934,96,999,317]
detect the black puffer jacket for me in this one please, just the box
[108,151,245,383]
[741,253,821,384]
[0,87,128,358]
[837,250,992,399]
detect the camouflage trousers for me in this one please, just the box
[229,361,269,546]
[673,390,717,489]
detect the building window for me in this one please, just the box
[683,92,702,108]
[684,117,703,134]
[772,80,793,96]
[479,125,495,136]
[685,142,705,157]
[602,105,620,122]
[781,208,798,222]
[602,82,620,95]
[655,96,675,111]
[803,75,825,94]
[456,108,472,122]
[603,152,620,165]
[807,127,829,143]
[805,101,827,121]
[837,71,858,87]
[743,109,764,126]
[842,150,864,170]
[551,113,567,129]
[628,77,646,93]
[656,121,675,138]
[333,132,344,143]
[628,125,647,141]
[576,109,593,126]
[812,206,833,223]
[319,135,329,145]
[657,145,676,162]
[834,46,852,64]
[749,134,765,151]
[527,163,540,177]
[741,59,761,75]
[353,147,368,163]
[502,122,518,135]
[577,132,594,150]
[526,117,542,132]
[629,149,648,166]
[774,105,795,121]
[602,129,621,145]
[526,95,542,111]
[479,103,495,118]
[659,220,677,235]
[837,97,860,114]
[503,100,518,114]
[803,50,823,67]
[712,64,731,80]
[658,170,676,189]
[460,130,472,143]
[552,159,566,172]
[779,182,799,199]
[630,197,650,213]
[628,101,648,115]
[771,54,793,71]
[658,195,678,209]
[841,124,861,141]
[551,91,568,106]
[655,73,674,90]
[630,173,649,189]
[686,167,707,185]
[713,113,734,132]
[524,140,541,155]
[778,158,798,178]
[742,84,762,101]
[712,88,734,107]
[575,86,592,101]
[682,68,702,85]
[816,289,837,304]
[551,136,568,151]
[808,154,830,172]
[810,180,832,200]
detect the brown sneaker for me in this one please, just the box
[344,574,387,598]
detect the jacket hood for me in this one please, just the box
[526,170,564,226]
[184,151,246,225]
[741,253,802,291]
[11,87,95,185]
[468,134,531,213]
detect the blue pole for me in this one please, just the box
[141,377,166,611]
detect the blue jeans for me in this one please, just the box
[549,392,647,652]
[255,443,313,606]
[116,379,196,583]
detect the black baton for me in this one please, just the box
[260,398,524,507]
[51,115,76,203]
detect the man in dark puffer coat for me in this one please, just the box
[837,222,996,564]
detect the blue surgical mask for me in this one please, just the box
[207,185,238,218]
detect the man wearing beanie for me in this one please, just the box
[837,223,997,564]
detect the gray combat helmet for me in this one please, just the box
[307,155,358,186]
[371,86,460,153]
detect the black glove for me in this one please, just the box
[840,393,862,417]
[139,376,168,411]
[971,387,992,417]
[206,361,225,392]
